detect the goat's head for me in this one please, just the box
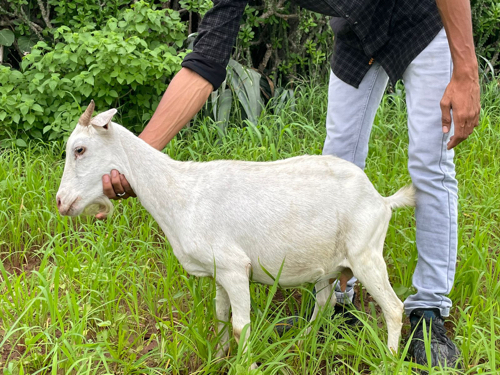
[56,100,122,217]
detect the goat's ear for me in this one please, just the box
[90,109,117,130]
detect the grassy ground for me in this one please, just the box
[0,80,499,374]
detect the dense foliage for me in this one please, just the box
[1,1,188,144]
[0,0,499,144]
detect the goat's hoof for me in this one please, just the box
[249,362,258,370]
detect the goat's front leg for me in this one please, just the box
[215,282,230,357]
[217,267,256,369]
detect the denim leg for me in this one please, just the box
[323,63,389,303]
[402,28,457,317]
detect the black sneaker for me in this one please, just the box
[409,308,461,370]
[274,316,300,337]
[274,293,361,337]
[332,295,362,328]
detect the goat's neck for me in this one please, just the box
[114,126,185,221]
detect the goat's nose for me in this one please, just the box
[56,196,62,209]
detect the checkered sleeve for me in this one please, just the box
[181,0,249,90]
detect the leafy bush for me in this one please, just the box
[233,1,332,81]
[1,0,328,144]
[48,0,133,30]
[472,0,500,57]
[0,2,186,144]
[471,0,500,77]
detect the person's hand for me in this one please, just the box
[440,71,480,150]
[97,169,136,219]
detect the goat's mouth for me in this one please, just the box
[59,196,81,216]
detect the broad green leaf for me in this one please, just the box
[21,59,31,71]
[136,24,147,33]
[18,35,37,53]
[108,21,118,31]
[0,29,14,47]
[81,86,92,97]
[125,45,136,54]
[32,104,43,113]
[20,105,29,115]
[31,130,42,139]
[15,138,27,147]
[24,116,34,126]
[147,12,157,23]
[9,70,24,81]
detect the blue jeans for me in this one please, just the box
[323,29,458,317]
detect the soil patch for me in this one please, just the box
[0,252,42,278]
[0,335,25,369]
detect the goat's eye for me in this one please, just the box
[74,146,86,156]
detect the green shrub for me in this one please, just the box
[0,1,186,144]
[48,0,133,29]
[472,0,500,60]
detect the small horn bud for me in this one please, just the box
[79,100,95,126]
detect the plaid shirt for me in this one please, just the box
[181,0,443,89]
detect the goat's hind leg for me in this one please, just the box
[351,252,403,353]
[303,279,337,338]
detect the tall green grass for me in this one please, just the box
[0,80,499,374]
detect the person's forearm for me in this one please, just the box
[139,67,214,150]
[436,0,478,77]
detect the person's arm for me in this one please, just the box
[139,67,213,149]
[140,0,248,150]
[436,0,480,149]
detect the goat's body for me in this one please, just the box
[58,118,414,366]
[149,155,390,287]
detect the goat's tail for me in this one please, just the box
[384,184,416,210]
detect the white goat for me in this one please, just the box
[57,102,415,365]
